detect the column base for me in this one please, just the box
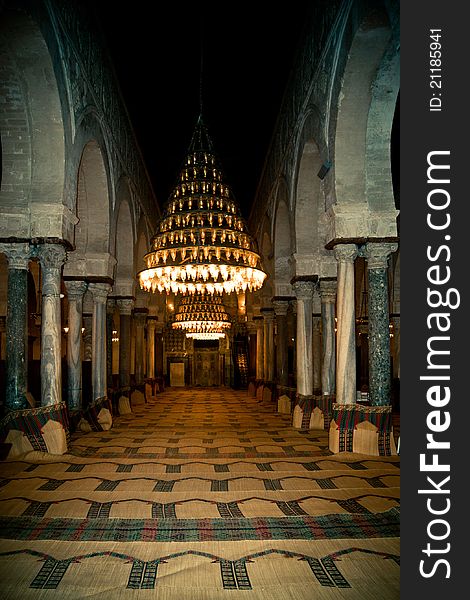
[261,381,275,403]
[247,380,257,397]
[118,396,133,415]
[276,385,296,414]
[311,394,335,430]
[292,394,315,429]
[80,397,113,432]
[329,403,397,456]
[0,403,70,459]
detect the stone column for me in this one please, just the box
[292,278,316,428]
[333,244,358,404]
[357,321,369,390]
[64,280,87,411]
[390,315,400,379]
[37,244,66,406]
[292,279,316,396]
[133,308,148,385]
[319,279,337,395]
[365,243,398,405]
[82,291,93,362]
[0,243,32,411]
[88,283,111,400]
[106,300,115,391]
[147,317,157,379]
[272,298,290,386]
[253,316,264,380]
[82,317,92,361]
[155,322,164,379]
[117,297,134,391]
[0,317,5,364]
[261,308,275,382]
[312,315,322,393]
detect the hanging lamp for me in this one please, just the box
[138,115,267,296]
[172,292,231,339]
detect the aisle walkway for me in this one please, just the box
[0,388,400,599]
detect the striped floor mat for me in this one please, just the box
[0,388,400,599]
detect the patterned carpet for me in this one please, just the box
[0,388,400,599]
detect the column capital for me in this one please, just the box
[364,242,398,269]
[133,308,149,324]
[0,242,33,269]
[272,298,291,317]
[64,279,88,300]
[106,298,116,314]
[333,243,358,263]
[246,320,258,334]
[252,315,264,329]
[292,279,316,301]
[116,296,135,315]
[260,307,275,322]
[37,243,67,270]
[147,316,158,331]
[88,282,112,303]
[319,279,337,303]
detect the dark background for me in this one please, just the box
[92,1,313,217]
[401,1,465,595]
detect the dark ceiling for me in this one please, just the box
[91,2,313,217]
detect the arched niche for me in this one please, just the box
[273,181,294,296]
[113,179,135,297]
[65,140,114,279]
[0,8,65,238]
[75,141,110,254]
[293,137,323,275]
[134,228,151,310]
[259,225,274,305]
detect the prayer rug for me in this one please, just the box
[0,387,399,599]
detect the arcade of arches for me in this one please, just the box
[0,1,400,598]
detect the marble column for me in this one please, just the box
[147,317,157,379]
[261,308,275,382]
[333,244,358,404]
[82,315,92,361]
[64,280,87,411]
[272,298,290,386]
[365,243,398,405]
[155,323,164,379]
[82,292,93,362]
[89,283,111,400]
[133,308,148,385]
[117,297,134,391]
[319,279,337,395]
[106,300,115,390]
[0,243,32,411]
[253,316,264,380]
[292,279,316,396]
[292,278,316,429]
[37,244,67,406]
[312,315,322,393]
[0,317,5,365]
[391,315,400,379]
[357,321,369,390]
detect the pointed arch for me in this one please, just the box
[273,180,294,296]
[113,178,135,296]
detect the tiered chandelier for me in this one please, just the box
[138,115,266,296]
[172,293,231,340]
